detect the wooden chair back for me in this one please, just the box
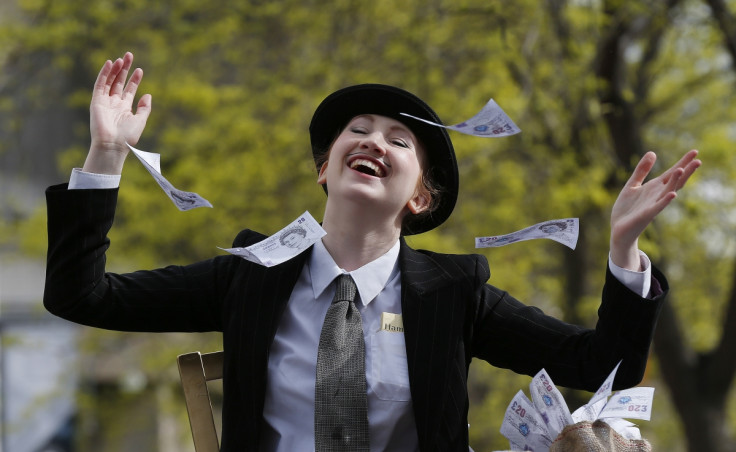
[177,350,224,452]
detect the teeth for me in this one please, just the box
[350,158,385,177]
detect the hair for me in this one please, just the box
[314,125,443,234]
[403,164,441,234]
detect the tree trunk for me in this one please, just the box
[595,1,736,450]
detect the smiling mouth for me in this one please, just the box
[349,158,386,178]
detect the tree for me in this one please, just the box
[637,0,736,450]
[447,0,736,450]
[588,1,736,450]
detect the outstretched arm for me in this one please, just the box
[610,150,702,271]
[82,52,152,175]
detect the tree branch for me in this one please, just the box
[594,5,643,169]
[704,0,736,63]
[641,72,721,123]
[633,0,683,102]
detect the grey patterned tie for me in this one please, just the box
[314,274,370,451]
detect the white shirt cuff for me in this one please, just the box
[69,168,121,189]
[608,251,652,298]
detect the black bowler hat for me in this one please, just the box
[309,84,458,235]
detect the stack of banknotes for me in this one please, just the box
[499,361,654,451]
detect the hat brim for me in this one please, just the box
[309,84,458,235]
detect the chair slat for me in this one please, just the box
[177,351,223,452]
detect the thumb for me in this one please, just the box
[135,94,152,120]
[124,95,152,147]
[625,152,656,188]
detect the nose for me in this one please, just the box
[359,132,387,156]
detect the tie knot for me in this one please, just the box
[333,274,357,304]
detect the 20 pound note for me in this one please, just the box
[401,98,521,137]
[126,143,213,211]
[476,218,579,250]
[220,211,326,267]
[500,390,554,451]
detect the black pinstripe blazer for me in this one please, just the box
[44,185,667,451]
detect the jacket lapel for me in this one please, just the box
[399,239,475,450]
[223,230,313,448]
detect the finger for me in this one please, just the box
[659,167,685,201]
[110,52,134,96]
[123,67,144,99]
[135,94,152,120]
[652,191,678,216]
[626,151,657,188]
[654,153,700,204]
[661,149,699,184]
[675,149,699,169]
[674,158,702,191]
[99,57,124,97]
[92,59,113,97]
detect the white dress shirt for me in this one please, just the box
[68,168,653,451]
[260,239,419,451]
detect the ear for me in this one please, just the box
[407,191,430,215]
[317,162,328,185]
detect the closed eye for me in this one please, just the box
[391,138,410,148]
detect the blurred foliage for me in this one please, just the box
[3,0,736,450]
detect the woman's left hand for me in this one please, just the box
[610,150,701,271]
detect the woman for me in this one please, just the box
[44,52,700,451]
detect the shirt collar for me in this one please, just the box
[309,238,401,306]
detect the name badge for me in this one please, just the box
[380,312,404,333]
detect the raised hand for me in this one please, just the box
[610,150,701,270]
[83,52,152,175]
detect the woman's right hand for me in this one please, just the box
[83,52,152,175]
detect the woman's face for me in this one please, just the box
[317,114,430,220]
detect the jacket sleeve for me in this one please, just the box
[43,184,247,333]
[470,254,667,392]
